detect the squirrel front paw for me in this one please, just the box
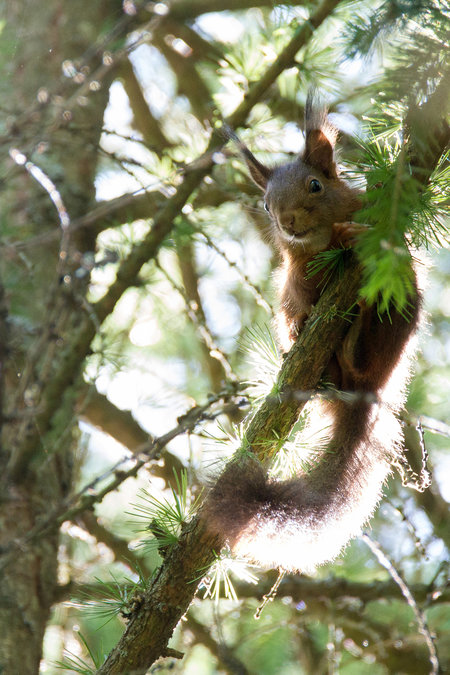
[288,320,300,344]
[277,311,310,352]
[288,313,309,343]
[333,221,367,248]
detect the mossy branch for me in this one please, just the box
[96,256,362,674]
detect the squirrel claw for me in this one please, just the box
[288,313,309,344]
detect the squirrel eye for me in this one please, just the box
[263,201,270,213]
[309,178,322,193]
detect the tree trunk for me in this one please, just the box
[0,2,115,670]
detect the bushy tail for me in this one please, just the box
[204,398,401,573]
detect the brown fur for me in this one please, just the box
[204,98,420,572]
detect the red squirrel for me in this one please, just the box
[204,97,420,572]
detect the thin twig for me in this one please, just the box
[254,568,286,620]
[386,500,427,558]
[401,411,450,439]
[362,533,439,675]
[198,230,274,315]
[395,416,434,492]
[155,259,238,382]
[0,389,245,573]
[415,417,433,490]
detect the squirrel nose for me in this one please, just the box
[279,212,296,230]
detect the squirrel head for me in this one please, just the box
[230,97,360,255]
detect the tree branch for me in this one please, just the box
[226,0,341,130]
[96,257,362,673]
[7,0,342,483]
[363,533,440,675]
[79,388,149,450]
[176,241,229,391]
[186,614,250,675]
[120,58,173,151]
[0,390,242,573]
[407,67,450,184]
[77,511,144,572]
[152,33,212,122]
[78,387,186,486]
[56,572,450,607]
[168,0,317,21]
[235,571,450,605]
[0,279,7,444]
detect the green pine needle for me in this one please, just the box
[54,632,105,673]
[238,324,281,402]
[70,567,151,628]
[54,654,96,675]
[306,247,352,288]
[202,552,258,603]
[352,128,448,312]
[128,469,202,554]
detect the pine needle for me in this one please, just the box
[202,552,259,603]
[54,631,105,673]
[239,324,281,402]
[127,469,202,554]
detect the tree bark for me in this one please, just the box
[0,2,117,670]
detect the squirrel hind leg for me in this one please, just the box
[339,300,419,392]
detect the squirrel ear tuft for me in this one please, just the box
[243,151,272,190]
[303,93,338,178]
[303,129,337,178]
[223,124,271,190]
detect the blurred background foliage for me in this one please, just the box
[1,0,448,674]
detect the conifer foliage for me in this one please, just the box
[0,1,448,673]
